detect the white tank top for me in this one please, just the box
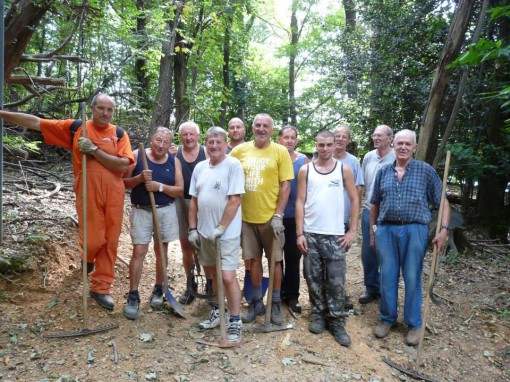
[304,161,345,235]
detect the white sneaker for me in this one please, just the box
[199,306,228,330]
[227,319,242,342]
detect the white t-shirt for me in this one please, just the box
[189,155,245,239]
[304,161,345,235]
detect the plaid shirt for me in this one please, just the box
[371,159,442,225]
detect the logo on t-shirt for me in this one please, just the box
[329,179,341,188]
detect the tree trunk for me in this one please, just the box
[4,0,52,81]
[289,0,299,125]
[219,13,233,127]
[416,0,476,163]
[173,27,191,128]
[135,0,151,112]
[150,2,185,134]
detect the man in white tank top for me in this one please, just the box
[295,130,360,347]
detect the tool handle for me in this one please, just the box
[80,102,88,327]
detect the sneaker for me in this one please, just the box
[123,293,140,320]
[406,328,421,346]
[150,286,164,309]
[89,291,114,311]
[271,302,284,325]
[179,279,197,305]
[199,306,229,330]
[227,319,243,343]
[330,323,351,347]
[309,317,326,334]
[242,298,265,323]
[374,321,392,338]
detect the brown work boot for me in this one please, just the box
[374,321,392,338]
[406,328,421,346]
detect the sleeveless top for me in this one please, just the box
[284,153,307,218]
[177,145,206,199]
[131,150,176,205]
[304,161,345,235]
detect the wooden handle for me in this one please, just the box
[80,102,88,327]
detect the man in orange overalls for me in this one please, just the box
[0,94,134,311]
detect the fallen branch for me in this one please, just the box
[382,357,439,382]
[301,356,329,366]
[27,182,61,200]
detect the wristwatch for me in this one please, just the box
[158,183,164,193]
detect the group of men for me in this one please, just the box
[0,94,450,347]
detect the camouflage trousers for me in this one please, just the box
[303,233,348,324]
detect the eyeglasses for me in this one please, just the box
[334,134,349,140]
[371,134,389,139]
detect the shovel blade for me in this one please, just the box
[244,322,296,333]
[164,287,187,319]
[195,338,243,348]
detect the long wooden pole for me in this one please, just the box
[80,103,89,328]
[416,151,451,366]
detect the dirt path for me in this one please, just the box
[0,191,509,381]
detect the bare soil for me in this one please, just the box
[0,170,509,382]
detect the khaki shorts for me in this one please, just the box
[175,198,190,240]
[198,234,241,271]
[241,220,284,262]
[129,204,179,244]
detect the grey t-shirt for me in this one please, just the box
[337,152,364,224]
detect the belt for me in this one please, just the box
[132,203,171,211]
[381,220,410,225]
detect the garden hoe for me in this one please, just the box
[139,143,186,319]
[196,239,244,348]
[44,103,118,338]
[244,237,295,333]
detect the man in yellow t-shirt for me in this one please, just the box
[230,113,294,325]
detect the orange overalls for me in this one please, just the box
[41,119,134,293]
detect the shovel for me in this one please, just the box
[44,103,118,338]
[138,143,186,319]
[196,238,243,348]
[244,235,295,333]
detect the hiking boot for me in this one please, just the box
[286,299,302,314]
[344,295,354,310]
[330,323,351,347]
[309,316,326,334]
[271,302,284,325]
[374,321,392,338]
[150,286,164,309]
[242,298,265,323]
[227,319,243,343]
[359,291,380,304]
[199,306,229,330]
[179,279,197,305]
[406,328,421,346]
[90,291,114,311]
[123,293,140,320]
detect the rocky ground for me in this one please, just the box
[0,166,509,382]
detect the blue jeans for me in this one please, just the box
[375,223,428,329]
[361,209,379,295]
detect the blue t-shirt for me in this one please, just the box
[284,154,307,218]
[131,151,176,206]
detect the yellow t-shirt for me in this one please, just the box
[231,141,294,223]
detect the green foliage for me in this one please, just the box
[3,136,41,154]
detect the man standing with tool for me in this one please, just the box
[188,126,245,342]
[170,121,209,305]
[359,124,395,305]
[230,113,294,325]
[122,127,184,319]
[295,130,359,347]
[0,94,134,311]
[370,129,450,346]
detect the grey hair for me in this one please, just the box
[332,125,351,139]
[153,126,173,139]
[178,121,200,135]
[377,124,394,137]
[91,93,115,108]
[205,126,227,142]
[252,113,274,128]
[394,129,417,144]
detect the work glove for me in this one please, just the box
[188,229,200,250]
[209,225,226,246]
[78,137,98,155]
[270,214,284,237]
